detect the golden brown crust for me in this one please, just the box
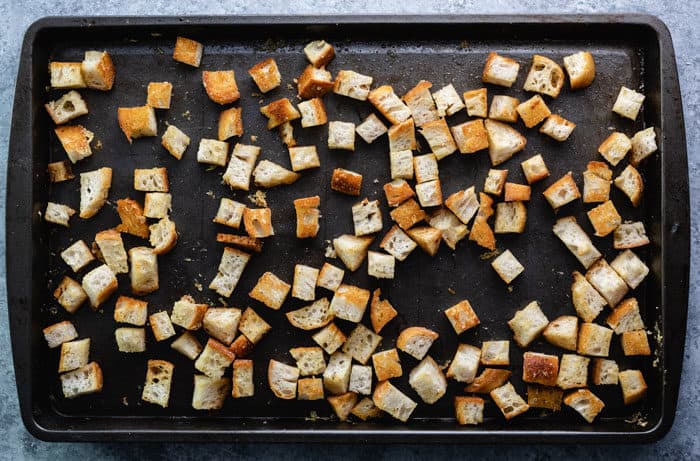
[297,377,324,400]
[173,36,202,67]
[482,52,519,87]
[372,349,402,381]
[243,207,274,238]
[564,51,595,89]
[116,198,149,239]
[260,98,301,129]
[218,107,243,141]
[522,352,559,387]
[388,118,417,151]
[465,368,511,393]
[297,65,334,99]
[48,160,75,182]
[293,196,321,239]
[117,106,156,143]
[516,95,551,128]
[147,82,172,109]
[444,300,480,334]
[406,226,442,256]
[331,168,362,196]
[389,199,426,230]
[451,119,489,154]
[587,200,621,237]
[504,183,531,202]
[216,234,263,253]
[527,385,563,411]
[327,392,358,422]
[55,125,93,162]
[621,330,651,356]
[370,288,398,334]
[383,180,415,207]
[202,70,240,105]
[229,334,254,357]
[469,216,496,251]
[248,58,281,93]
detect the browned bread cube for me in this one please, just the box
[522,352,559,386]
[173,36,202,67]
[248,58,281,93]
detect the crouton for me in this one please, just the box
[278,119,295,148]
[583,168,612,203]
[297,377,324,401]
[419,118,458,160]
[115,327,146,353]
[356,113,387,144]
[451,119,489,154]
[446,344,481,384]
[128,247,158,296]
[388,118,416,152]
[196,138,228,167]
[397,326,439,360]
[522,352,559,386]
[489,95,519,123]
[238,307,271,344]
[494,201,526,235]
[591,359,619,385]
[287,146,320,174]
[58,338,90,373]
[481,340,510,366]
[482,52,520,87]
[556,354,589,389]
[352,397,384,421]
[146,82,172,109]
[519,154,549,185]
[115,198,149,239]
[53,276,87,313]
[340,323,382,366]
[292,264,319,301]
[143,192,171,220]
[260,98,300,129]
[618,369,647,404]
[94,229,128,274]
[433,84,465,117]
[587,200,621,237]
[484,119,527,166]
[563,51,595,89]
[444,300,480,335]
[209,246,250,297]
[367,251,395,279]
[523,54,565,97]
[148,217,177,255]
[297,65,334,99]
[411,154,437,185]
[328,392,359,421]
[577,322,614,357]
[463,88,488,117]
[192,375,230,410]
[242,207,274,238]
[202,70,240,105]
[43,320,78,349]
[552,217,601,269]
[380,225,417,262]
[171,332,203,360]
[247,57,280,93]
[470,215,496,251]
[49,61,85,89]
[195,338,235,378]
[387,151,413,183]
[564,389,605,423]
[428,208,468,250]
[45,90,88,125]
[213,198,245,229]
[415,179,443,207]
[249,272,290,310]
[586,259,629,307]
[329,284,370,323]
[113,296,147,326]
[296,99,327,130]
[48,160,74,183]
[318,263,344,292]
[406,226,442,256]
[290,347,326,376]
[403,80,438,126]
[333,69,373,100]
[607,298,645,334]
[44,202,75,227]
[527,385,563,411]
[173,36,202,67]
[465,368,512,393]
[621,330,651,356]
[55,125,93,163]
[372,348,402,382]
[540,114,576,141]
[334,234,374,272]
[571,271,607,322]
[253,160,300,188]
[328,121,356,151]
[214,108,244,143]
[368,289,398,334]
[492,249,524,284]
[60,362,103,399]
[287,299,333,332]
[383,179,415,207]
[373,381,417,422]
[491,382,529,419]
[516,95,551,128]
[612,86,645,120]
[81,51,115,90]
[630,127,658,166]
[118,105,157,143]
[508,301,548,347]
[598,132,631,166]
[170,295,208,331]
[409,356,447,404]
[323,351,352,395]
[312,322,346,354]
[352,198,383,237]
[543,172,580,209]
[484,170,508,197]
[304,40,335,67]
[331,168,362,196]
[229,334,254,358]
[149,311,176,342]
[160,124,191,159]
[134,167,168,193]
[543,316,578,351]
[79,168,112,219]
[82,264,118,308]
[231,359,254,398]
[504,183,531,202]
[368,85,412,125]
[615,164,644,207]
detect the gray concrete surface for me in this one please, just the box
[0,1,697,459]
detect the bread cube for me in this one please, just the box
[128,247,158,296]
[454,396,485,425]
[348,365,372,396]
[142,360,175,407]
[577,322,613,357]
[597,133,631,167]
[49,61,85,89]
[350,397,382,421]
[45,90,88,125]
[297,65,334,99]
[209,246,250,297]
[331,168,363,196]
[147,82,172,109]
[134,167,168,192]
[352,198,383,236]
[489,95,519,122]
[390,198,425,230]
[195,338,235,378]
[171,331,203,360]
[369,289,398,334]
[95,228,128,274]
[618,369,647,404]
[368,85,412,124]
[586,259,629,307]
[43,321,78,349]
[508,301,548,347]
[380,225,417,262]
[591,358,619,385]
[323,351,352,395]
[432,83,465,117]
[465,368,512,394]
[333,69,373,101]
[540,114,576,141]
[292,264,319,301]
[388,118,416,152]
[367,251,395,279]
[312,322,346,354]
[304,40,335,67]
[556,354,589,389]
[519,154,549,184]
[446,344,481,384]
[484,169,508,196]
[491,382,529,419]
[564,389,605,423]
[381,182,411,209]
[60,362,103,398]
[329,284,370,323]
[202,70,240,105]
[621,330,651,356]
[610,249,649,289]
[504,183,531,202]
[289,346,326,376]
[413,153,439,184]
[482,52,520,87]
[419,118,457,160]
[238,307,271,344]
[81,51,115,90]
[296,98,327,129]
[522,352,559,386]
[45,202,75,228]
[196,138,228,167]
[248,271,290,310]
[229,334,254,358]
[260,98,300,129]
[297,377,324,401]
[492,249,524,284]
[53,276,87,313]
[340,323,382,365]
[192,375,230,410]
[58,338,90,373]
[543,315,578,351]
[215,107,244,142]
[406,226,442,256]
[243,207,274,238]
[552,217,601,269]
[451,119,489,154]
[612,86,645,120]
[523,54,565,98]
[79,167,112,219]
[114,296,147,326]
[583,161,612,203]
[82,264,118,308]
[371,348,402,381]
[355,113,387,144]
[247,57,280,93]
[252,160,300,188]
[587,200,621,237]
[484,119,527,166]
[333,234,373,271]
[317,263,344,292]
[470,215,496,251]
[373,381,418,422]
[213,198,245,229]
[403,80,438,126]
[115,327,146,353]
[480,340,509,366]
[463,88,488,117]
[543,172,580,209]
[287,146,320,173]
[159,124,191,159]
[231,359,254,398]
[142,192,171,220]
[203,308,241,345]
[494,202,527,235]
[118,105,157,143]
[173,36,203,67]
[428,208,468,250]
[397,326,439,360]
[444,300,480,335]
[389,150,414,181]
[409,356,447,404]
[606,298,645,334]
[115,197,149,241]
[55,125,93,163]
[630,127,658,166]
[328,121,356,151]
[615,164,644,207]
[527,385,563,411]
[48,160,74,183]
[516,95,551,128]
[571,271,606,322]
[415,179,443,207]
[563,51,595,89]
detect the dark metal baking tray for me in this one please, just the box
[6,15,688,443]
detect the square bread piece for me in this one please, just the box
[134,167,168,192]
[288,146,321,172]
[260,98,300,129]
[614,164,644,207]
[290,346,326,376]
[598,131,632,166]
[304,40,335,67]
[142,359,174,407]
[297,377,324,401]
[317,262,345,291]
[591,358,619,385]
[248,57,281,93]
[161,125,190,159]
[297,98,327,128]
[612,86,645,120]
[540,114,576,141]
[606,297,645,334]
[388,118,416,152]
[61,240,94,272]
[218,107,243,141]
[60,362,103,399]
[523,54,565,97]
[45,90,88,125]
[403,80,438,126]
[409,356,448,404]
[516,95,551,128]
[445,187,479,225]
[238,307,271,344]
[243,207,274,238]
[149,311,176,342]
[491,249,524,284]
[171,332,203,360]
[508,301,548,347]
[482,52,520,87]
[489,95,519,123]
[577,322,613,357]
[173,36,203,67]
[419,118,457,160]
[249,271,290,309]
[115,327,146,353]
[630,127,658,166]
[333,234,373,271]
[328,121,356,151]
[427,208,468,250]
[481,340,510,366]
[451,119,489,154]
[413,153,439,184]
[543,315,578,351]
[331,168,362,196]
[586,258,629,307]
[556,354,589,389]
[433,84,465,117]
[333,70,373,100]
[455,396,485,425]
[390,198,426,230]
[446,344,481,383]
[521,154,550,184]
[522,352,559,387]
[213,198,245,229]
[312,323,346,354]
[58,338,90,373]
[202,70,240,105]
[564,389,605,423]
[373,381,418,423]
[232,359,255,398]
[587,200,621,237]
[352,198,383,236]
[209,246,251,298]
[195,338,235,378]
[543,172,580,209]
[95,229,128,274]
[55,125,93,163]
[147,82,172,109]
[54,276,87,313]
[114,296,148,326]
[527,385,563,411]
[552,217,601,269]
[494,201,526,234]
[342,323,382,365]
[390,150,414,181]
[372,348,402,381]
[384,181,413,209]
[143,192,172,219]
[583,166,612,203]
[618,369,647,404]
[356,113,387,144]
[43,321,78,349]
[128,247,158,296]
[330,284,370,323]
[368,85,412,125]
[297,65,334,99]
[294,195,320,238]
[563,51,595,89]
[370,289,398,334]
[192,375,230,410]
[463,88,488,117]
[203,308,241,345]
[118,106,157,143]
[484,168,509,195]
[415,179,443,208]
[380,225,417,262]
[197,138,228,167]
[610,250,649,289]
[367,251,395,279]
[323,351,352,395]
[49,62,85,89]
[444,300,480,335]
[504,183,531,202]
[349,365,373,396]
[45,202,75,227]
[82,264,118,308]
[490,382,529,420]
[292,264,319,301]
[621,330,651,356]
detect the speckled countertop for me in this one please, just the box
[0,1,697,459]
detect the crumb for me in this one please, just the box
[447,287,456,295]
[324,240,336,259]
[259,99,264,105]
[287,83,294,90]
[293,78,298,84]
[194,281,203,292]
[508,286,513,293]
[480,249,501,260]
[205,190,216,199]
[373,178,379,184]
[250,135,258,142]
[248,190,267,207]
[305,410,332,422]
[218,297,228,306]
[122,396,129,406]
[251,92,261,97]
[206,166,217,172]
[93,140,103,151]
[458,40,469,49]
[49,306,57,315]
[624,411,649,428]
[182,110,192,120]
[184,257,192,262]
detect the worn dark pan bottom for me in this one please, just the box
[6,15,688,442]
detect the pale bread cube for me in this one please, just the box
[356,113,387,144]
[508,301,548,347]
[114,296,148,326]
[390,150,414,180]
[290,346,326,376]
[328,121,356,151]
[330,284,370,323]
[489,95,519,123]
[388,119,416,152]
[45,90,88,125]
[380,225,417,262]
[484,119,526,166]
[563,51,595,89]
[192,375,230,410]
[252,160,300,188]
[53,276,87,313]
[82,264,118,308]
[552,217,601,269]
[610,250,649,289]
[403,80,438,126]
[521,154,550,184]
[432,84,465,117]
[195,338,235,378]
[171,331,203,360]
[79,51,114,90]
[618,369,647,404]
[203,308,241,345]
[409,356,447,404]
[223,144,260,191]
[446,344,481,383]
[490,382,529,420]
[292,264,319,301]
[232,359,254,398]
[161,125,190,159]
[58,338,90,373]
[95,229,128,274]
[327,392,358,422]
[481,340,510,366]
[415,179,443,207]
[238,307,271,344]
[539,114,576,141]
[60,362,103,398]
[598,132,632,166]
[49,62,85,89]
[317,263,345,292]
[491,249,524,284]
[367,85,412,125]
[149,311,175,341]
[612,86,645,120]
[413,153,439,184]
[614,164,644,207]
[419,118,457,160]
[352,198,383,236]
[342,323,382,364]
[577,322,613,357]
[43,321,78,349]
[372,381,417,422]
[564,389,605,423]
[630,127,658,166]
[115,327,146,353]
[367,251,395,279]
[304,40,335,67]
[61,240,94,272]
[323,351,352,395]
[523,54,565,98]
[482,52,520,87]
[297,98,327,128]
[312,322,346,354]
[333,70,372,100]
[349,365,372,395]
[397,326,439,360]
[197,138,228,167]
[128,247,158,296]
[289,145,320,172]
[591,358,619,385]
[586,259,629,307]
[543,315,578,351]
[248,57,280,93]
[213,198,245,229]
[606,298,645,334]
[209,246,250,297]
[333,234,373,271]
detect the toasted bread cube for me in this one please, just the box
[368,85,412,125]
[304,40,335,67]
[323,351,352,395]
[195,338,235,378]
[552,217,601,269]
[409,356,447,404]
[380,225,417,262]
[352,397,383,421]
[297,377,324,401]
[45,90,88,125]
[128,247,158,296]
[287,146,320,173]
[170,295,208,331]
[60,362,103,399]
[148,216,176,253]
[292,264,319,301]
[543,315,578,351]
[388,118,416,152]
[192,375,230,410]
[342,323,382,365]
[347,365,372,396]
[331,168,363,196]
[383,179,415,207]
[202,70,239,105]
[415,179,443,207]
[543,172,580,209]
[508,301,548,347]
[48,160,74,183]
[142,192,171,219]
[289,346,326,376]
[297,65,334,99]
[489,95,519,123]
[312,322,346,354]
[352,198,383,236]
[215,107,244,142]
[482,52,520,87]
[618,369,647,404]
[203,308,241,345]
[516,95,551,128]
[260,98,300,129]
[209,246,251,297]
[196,138,228,167]
[229,334,254,358]
[249,271,290,310]
[586,259,629,307]
[114,198,148,239]
[171,332,203,360]
[612,86,645,120]
[621,330,651,356]
[173,36,202,67]
[330,284,370,323]
[146,82,172,109]
[81,50,114,90]
[53,276,87,313]
[583,169,612,203]
[213,198,245,229]
[481,340,509,366]
[523,54,565,98]
[428,208,468,250]
[95,229,128,274]
[444,300,480,335]
[504,183,531,202]
[81,264,118,309]
[397,326,439,360]
[556,354,589,389]
[49,61,85,89]
[371,348,401,381]
[451,119,489,154]
[115,327,146,353]
[406,226,442,256]
[55,125,93,163]
[368,289,397,334]
[491,382,529,419]
[238,307,271,345]
[563,51,595,89]
[484,170,508,197]
[540,114,576,141]
[484,119,527,166]
[279,120,297,147]
[577,322,613,357]
[587,200,621,237]
[389,198,425,231]
[599,131,633,166]
[333,70,373,101]
[58,338,90,373]
[356,113,387,144]
[446,344,481,384]
[432,84,465,117]
[367,251,395,279]
[522,352,559,386]
[389,150,414,181]
[247,57,280,93]
[607,298,645,334]
[296,99,327,129]
[328,121,356,151]
[591,359,619,385]
[454,396,485,425]
[252,160,300,188]
[463,88,488,117]
[43,320,78,349]
[615,164,644,207]
[611,249,649,290]
[159,124,191,159]
[564,389,605,423]
[403,80,438,126]
[134,167,168,192]
[331,394,361,421]
[231,359,254,398]
[333,234,373,271]
[519,154,549,184]
[630,127,658,166]
[243,207,274,238]
[492,249,524,284]
[118,105,157,143]
[45,202,75,228]
[317,263,344,292]
[419,118,457,160]
[146,311,175,343]
[527,385,563,411]
[373,380,417,422]
[571,271,606,322]
[413,154,438,184]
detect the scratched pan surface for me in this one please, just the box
[6,16,689,442]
